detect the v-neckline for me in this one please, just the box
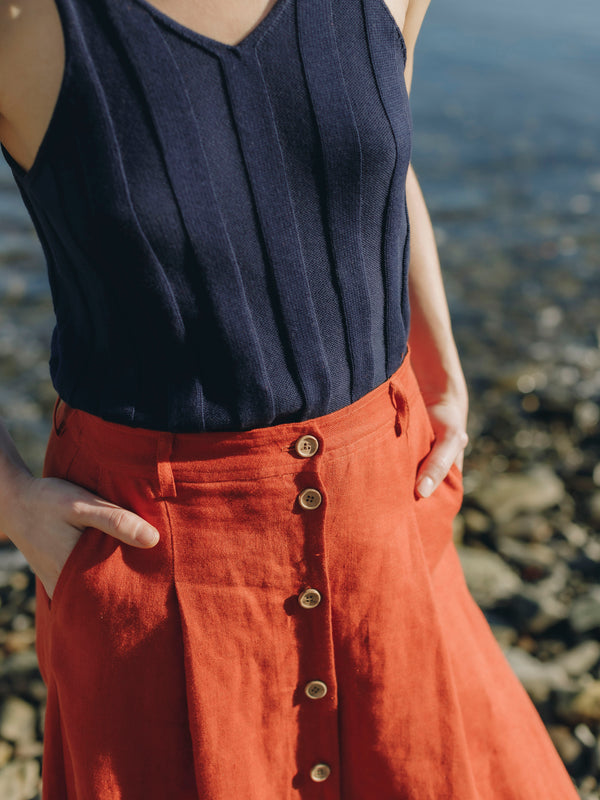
[127,0,291,52]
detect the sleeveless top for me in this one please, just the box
[1,0,413,432]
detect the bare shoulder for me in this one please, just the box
[402,0,432,95]
[0,0,64,168]
[377,0,430,95]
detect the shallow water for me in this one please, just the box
[410,0,600,364]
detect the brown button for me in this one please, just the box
[310,763,331,782]
[294,434,319,458]
[298,588,322,609]
[298,488,322,510]
[305,680,328,700]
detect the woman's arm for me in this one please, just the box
[406,164,469,491]
[402,0,470,497]
[0,5,161,598]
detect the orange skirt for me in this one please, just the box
[36,348,578,799]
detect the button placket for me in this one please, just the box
[290,431,336,791]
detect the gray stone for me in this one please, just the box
[588,492,600,525]
[547,725,584,770]
[496,535,557,572]
[489,623,518,649]
[0,651,39,678]
[0,759,40,800]
[556,682,600,723]
[560,522,589,548]
[554,641,600,678]
[503,647,574,703]
[501,513,553,543]
[574,723,597,749]
[470,465,565,523]
[462,508,492,535]
[0,698,36,745]
[0,741,13,769]
[570,587,600,634]
[456,546,522,608]
[508,585,570,635]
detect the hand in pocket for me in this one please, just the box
[2,474,160,599]
[414,394,469,499]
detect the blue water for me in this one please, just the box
[406,0,600,360]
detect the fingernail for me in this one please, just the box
[417,476,434,498]
[138,528,159,547]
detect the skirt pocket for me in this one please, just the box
[397,372,465,575]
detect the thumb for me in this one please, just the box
[415,444,456,499]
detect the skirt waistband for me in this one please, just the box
[51,345,420,491]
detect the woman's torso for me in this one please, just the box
[0,0,413,432]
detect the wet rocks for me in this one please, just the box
[554,642,600,680]
[456,546,523,607]
[503,647,574,703]
[469,464,565,524]
[569,588,600,636]
[0,759,40,800]
[0,698,36,746]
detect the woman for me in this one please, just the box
[0,0,580,797]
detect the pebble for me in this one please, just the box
[469,465,565,523]
[569,587,600,635]
[501,513,554,543]
[548,725,585,772]
[496,535,557,576]
[0,698,37,746]
[554,641,600,678]
[456,546,523,608]
[0,758,40,800]
[503,647,573,703]
[556,682,600,724]
[509,588,570,635]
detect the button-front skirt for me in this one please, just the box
[36,348,579,799]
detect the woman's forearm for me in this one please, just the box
[405,162,468,408]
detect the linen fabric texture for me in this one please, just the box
[37,349,578,799]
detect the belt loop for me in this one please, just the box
[156,432,177,499]
[388,378,410,438]
[388,344,412,437]
[52,396,67,436]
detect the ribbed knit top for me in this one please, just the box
[1,0,413,432]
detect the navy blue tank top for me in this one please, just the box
[1,0,412,432]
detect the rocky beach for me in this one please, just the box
[0,0,599,797]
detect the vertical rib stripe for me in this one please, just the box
[221,47,332,419]
[298,0,375,401]
[363,0,412,375]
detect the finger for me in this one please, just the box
[67,495,160,547]
[416,434,467,498]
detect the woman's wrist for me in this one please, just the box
[0,419,36,540]
[409,331,467,396]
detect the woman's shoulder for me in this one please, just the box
[0,0,65,174]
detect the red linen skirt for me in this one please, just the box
[36,347,578,799]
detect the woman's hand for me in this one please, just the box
[3,474,160,599]
[415,389,469,498]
